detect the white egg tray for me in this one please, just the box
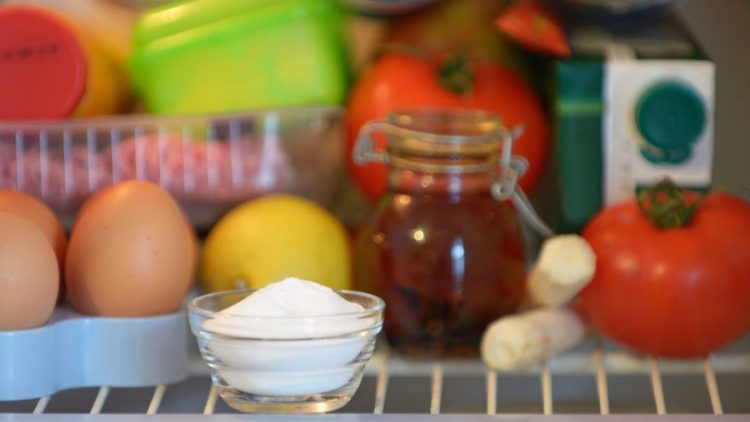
[0,307,188,401]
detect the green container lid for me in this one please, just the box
[129,0,348,114]
[134,0,278,46]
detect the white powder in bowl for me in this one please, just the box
[204,277,369,339]
[200,278,379,396]
[220,277,364,317]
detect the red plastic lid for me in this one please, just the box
[0,7,86,120]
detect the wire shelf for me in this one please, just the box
[3,335,750,419]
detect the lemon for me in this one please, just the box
[200,195,351,292]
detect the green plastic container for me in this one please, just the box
[553,60,604,233]
[129,0,349,114]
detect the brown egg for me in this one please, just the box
[66,181,193,316]
[0,190,67,296]
[0,212,59,330]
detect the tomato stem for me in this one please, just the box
[437,51,475,96]
[637,179,704,229]
[380,43,476,96]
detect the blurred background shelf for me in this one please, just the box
[677,0,750,191]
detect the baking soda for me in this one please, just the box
[205,277,367,338]
[203,278,374,396]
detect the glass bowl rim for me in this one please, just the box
[187,288,385,321]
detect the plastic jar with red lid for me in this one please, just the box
[0,6,129,120]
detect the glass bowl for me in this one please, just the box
[188,289,384,413]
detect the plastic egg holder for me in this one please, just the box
[188,289,384,413]
[0,307,187,401]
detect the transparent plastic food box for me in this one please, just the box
[0,107,344,229]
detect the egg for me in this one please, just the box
[0,190,67,297]
[65,181,193,316]
[0,212,59,330]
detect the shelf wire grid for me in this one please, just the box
[10,335,745,417]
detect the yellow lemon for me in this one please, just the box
[200,195,351,292]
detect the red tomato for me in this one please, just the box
[495,0,570,58]
[579,192,750,358]
[346,51,550,201]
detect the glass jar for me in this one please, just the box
[353,109,528,357]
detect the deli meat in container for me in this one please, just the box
[0,108,344,229]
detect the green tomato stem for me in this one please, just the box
[437,51,475,96]
[379,43,476,96]
[637,178,704,229]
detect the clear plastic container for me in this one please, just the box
[0,107,344,229]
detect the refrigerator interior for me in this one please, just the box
[1,0,750,420]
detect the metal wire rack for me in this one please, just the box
[3,335,749,420]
